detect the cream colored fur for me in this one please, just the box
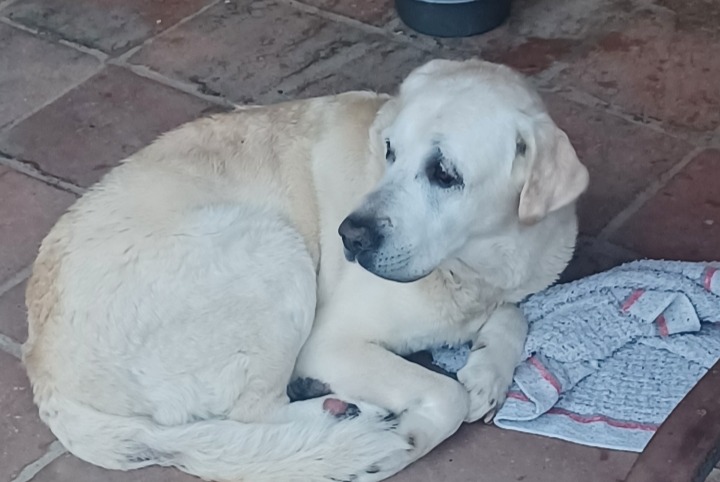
[24,59,588,482]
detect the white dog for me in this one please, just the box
[24,59,588,482]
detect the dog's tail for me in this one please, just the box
[39,394,406,482]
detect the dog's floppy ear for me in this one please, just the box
[516,119,589,224]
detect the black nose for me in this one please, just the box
[338,215,382,257]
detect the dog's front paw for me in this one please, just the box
[457,349,513,423]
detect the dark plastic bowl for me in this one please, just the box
[395,0,511,38]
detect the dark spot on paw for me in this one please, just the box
[287,377,332,401]
[127,454,152,463]
[404,350,458,379]
[490,398,496,406]
[366,465,380,474]
[382,411,398,422]
[328,475,357,482]
[343,403,361,419]
[407,434,416,448]
[126,445,176,464]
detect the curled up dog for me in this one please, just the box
[23,59,588,481]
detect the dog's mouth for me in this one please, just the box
[343,246,379,273]
[343,247,357,263]
[348,249,428,284]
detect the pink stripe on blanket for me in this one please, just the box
[621,289,645,312]
[505,391,657,431]
[507,391,530,401]
[528,357,562,393]
[704,266,718,292]
[655,314,669,337]
[547,408,658,432]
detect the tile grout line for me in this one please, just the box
[0,264,32,297]
[10,441,67,482]
[113,0,223,64]
[545,83,714,147]
[0,333,22,359]
[109,61,237,109]
[0,20,104,137]
[577,235,644,260]
[0,83,102,136]
[0,155,86,196]
[0,263,29,358]
[0,0,19,13]
[593,238,644,261]
[529,62,569,90]
[263,41,376,101]
[712,127,720,147]
[0,16,109,62]
[597,145,706,241]
[279,0,442,52]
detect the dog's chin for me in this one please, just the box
[355,252,429,283]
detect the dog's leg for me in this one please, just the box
[296,341,470,480]
[457,304,528,423]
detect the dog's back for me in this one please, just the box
[23,91,408,482]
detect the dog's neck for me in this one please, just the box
[436,212,577,307]
[430,259,506,321]
[437,226,575,304]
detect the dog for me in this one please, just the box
[23,59,588,482]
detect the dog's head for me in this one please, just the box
[339,59,589,288]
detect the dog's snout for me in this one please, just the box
[338,215,383,257]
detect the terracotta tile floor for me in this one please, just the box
[0,0,719,480]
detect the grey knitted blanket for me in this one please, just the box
[431,260,720,451]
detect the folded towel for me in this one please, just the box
[430,260,720,451]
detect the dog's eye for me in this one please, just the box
[385,139,396,164]
[516,136,527,157]
[428,160,462,189]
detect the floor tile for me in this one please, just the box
[302,0,393,26]
[437,0,641,75]
[0,280,28,344]
[26,422,637,482]
[611,149,720,261]
[0,23,100,128]
[32,453,202,482]
[0,66,221,188]
[0,169,76,285]
[654,0,720,37]
[129,0,372,104]
[389,422,636,482]
[0,350,56,482]
[558,9,720,133]
[542,93,692,235]
[4,0,212,55]
[286,43,437,99]
[558,238,639,283]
